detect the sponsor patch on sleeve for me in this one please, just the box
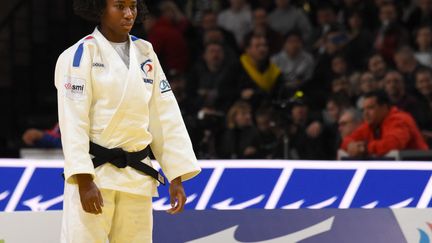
[159,79,172,94]
[63,76,86,100]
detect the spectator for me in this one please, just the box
[341,90,428,157]
[311,30,350,99]
[184,0,223,24]
[337,0,379,30]
[374,2,409,63]
[202,27,238,65]
[169,71,199,118]
[331,77,352,97]
[145,2,191,73]
[169,70,221,159]
[200,10,220,31]
[323,93,352,126]
[22,123,61,148]
[414,25,432,68]
[368,53,388,83]
[356,71,380,108]
[218,101,260,159]
[394,46,426,93]
[331,55,350,78]
[192,11,238,58]
[405,0,432,31]
[320,31,349,68]
[383,70,424,124]
[217,0,252,47]
[416,68,432,108]
[236,33,282,109]
[414,68,432,145]
[267,0,312,41]
[311,4,340,53]
[344,11,374,70]
[254,107,279,158]
[322,93,353,158]
[286,98,330,159]
[187,41,236,111]
[271,31,314,93]
[249,8,284,55]
[338,108,363,139]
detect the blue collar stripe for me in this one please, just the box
[72,42,84,67]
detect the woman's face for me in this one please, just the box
[100,0,137,41]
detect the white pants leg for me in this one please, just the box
[109,192,153,243]
[61,184,115,243]
[61,183,153,243]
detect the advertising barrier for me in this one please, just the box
[1,159,432,211]
[1,209,432,243]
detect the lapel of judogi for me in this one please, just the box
[93,27,140,143]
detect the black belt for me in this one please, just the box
[89,142,165,185]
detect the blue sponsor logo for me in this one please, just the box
[14,168,64,211]
[143,78,153,84]
[275,169,355,209]
[205,169,281,209]
[0,168,24,211]
[350,170,430,208]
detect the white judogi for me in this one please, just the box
[55,27,201,243]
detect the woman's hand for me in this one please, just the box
[166,176,186,215]
[76,174,104,215]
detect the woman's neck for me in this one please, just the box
[99,25,129,43]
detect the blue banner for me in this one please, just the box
[155,209,407,243]
[1,159,432,211]
[4,209,430,243]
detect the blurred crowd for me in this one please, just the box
[23,0,432,160]
[132,0,432,159]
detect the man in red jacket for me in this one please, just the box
[341,90,428,157]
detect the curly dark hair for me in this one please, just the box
[73,0,149,23]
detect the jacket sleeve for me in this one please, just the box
[340,123,369,150]
[367,120,411,156]
[148,46,201,183]
[54,43,94,184]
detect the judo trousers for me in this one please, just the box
[61,183,153,243]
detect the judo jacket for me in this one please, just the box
[55,27,201,196]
